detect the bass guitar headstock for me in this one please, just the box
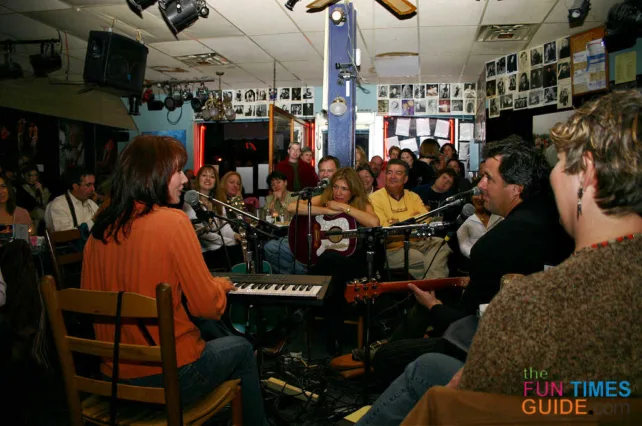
[344,279,381,303]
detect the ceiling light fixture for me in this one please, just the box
[285,0,300,11]
[568,0,591,28]
[200,72,236,122]
[330,7,346,25]
[329,96,348,116]
[127,0,157,12]
[164,85,184,111]
[190,83,209,112]
[159,0,209,34]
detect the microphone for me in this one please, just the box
[184,189,211,223]
[443,186,481,204]
[456,203,475,226]
[317,177,330,189]
[291,178,330,196]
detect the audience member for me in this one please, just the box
[45,168,97,232]
[457,185,502,258]
[275,142,318,191]
[356,164,376,196]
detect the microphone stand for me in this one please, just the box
[291,185,324,271]
[392,199,465,227]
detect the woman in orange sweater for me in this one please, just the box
[81,135,266,425]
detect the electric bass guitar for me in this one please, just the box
[288,212,359,265]
[344,277,470,303]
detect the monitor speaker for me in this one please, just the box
[83,31,149,95]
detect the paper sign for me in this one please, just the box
[258,164,269,190]
[459,123,473,141]
[416,118,432,136]
[573,51,587,64]
[395,118,410,137]
[615,51,636,84]
[400,138,418,151]
[236,167,254,194]
[386,136,400,149]
[434,119,450,139]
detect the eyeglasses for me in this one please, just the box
[388,194,408,213]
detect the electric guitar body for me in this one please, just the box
[288,212,359,266]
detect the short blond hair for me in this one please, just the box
[550,90,642,216]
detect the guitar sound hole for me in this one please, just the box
[327,226,343,244]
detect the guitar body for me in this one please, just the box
[288,213,359,266]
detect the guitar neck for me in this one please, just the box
[378,278,467,295]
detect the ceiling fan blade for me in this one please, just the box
[379,0,417,16]
[306,0,339,10]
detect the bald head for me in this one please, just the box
[370,155,384,176]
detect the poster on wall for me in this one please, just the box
[59,119,86,175]
[376,82,476,116]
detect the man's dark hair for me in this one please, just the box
[436,167,457,181]
[387,158,410,176]
[483,135,549,201]
[318,155,340,169]
[64,167,93,191]
[266,170,288,188]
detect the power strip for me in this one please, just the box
[262,377,320,403]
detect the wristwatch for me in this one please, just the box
[345,207,351,214]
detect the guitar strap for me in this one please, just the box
[64,192,79,228]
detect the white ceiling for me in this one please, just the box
[0,0,618,88]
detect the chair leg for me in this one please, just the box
[357,316,364,348]
[231,386,242,426]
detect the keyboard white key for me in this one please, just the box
[231,283,321,299]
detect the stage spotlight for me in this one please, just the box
[127,0,157,12]
[330,8,346,25]
[30,42,62,77]
[164,92,183,111]
[568,0,590,28]
[285,0,300,11]
[159,0,209,34]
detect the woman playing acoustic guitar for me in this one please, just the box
[288,167,380,355]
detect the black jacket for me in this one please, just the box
[430,193,573,332]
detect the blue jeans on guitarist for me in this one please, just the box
[264,237,308,275]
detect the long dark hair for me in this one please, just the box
[91,135,187,243]
[0,177,17,215]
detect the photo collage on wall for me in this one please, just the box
[377,82,477,116]
[486,36,572,119]
[207,87,314,119]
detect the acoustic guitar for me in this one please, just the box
[288,212,359,265]
[344,277,470,303]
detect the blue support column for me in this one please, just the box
[326,3,357,168]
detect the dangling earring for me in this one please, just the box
[577,187,584,218]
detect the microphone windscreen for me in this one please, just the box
[472,186,481,196]
[184,190,201,206]
[462,203,475,217]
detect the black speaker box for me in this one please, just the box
[83,31,149,95]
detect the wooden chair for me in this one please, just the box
[41,275,243,426]
[45,228,83,289]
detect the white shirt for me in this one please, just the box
[182,203,237,252]
[457,213,503,258]
[45,191,98,232]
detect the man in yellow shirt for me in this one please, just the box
[370,159,451,280]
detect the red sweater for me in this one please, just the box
[275,159,318,191]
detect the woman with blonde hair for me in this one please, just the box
[182,165,243,270]
[355,145,368,168]
[288,167,380,354]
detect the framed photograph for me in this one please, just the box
[402,99,414,116]
[415,100,426,114]
[451,83,463,99]
[528,89,544,108]
[497,76,507,96]
[543,64,558,88]
[544,87,557,106]
[558,36,571,60]
[558,84,572,109]
[426,84,439,97]
[464,83,476,98]
[518,50,530,71]
[496,57,506,75]
[302,103,314,116]
[279,88,290,100]
[464,99,476,114]
[439,84,450,99]
[518,72,531,92]
[558,60,571,81]
[530,46,544,68]
[256,104,268,117]
[508,74,517,92]
[530,68,543,89]
[500,94,513,110]
[243,89,257,103]
[486,80,497,97]
[438,99,451,113]
[507,54,518,73]
[223,90,234,102]
[451,99,463,113]
[244,104,254,117]
[389,85,401,98]
[234,89,243,103]
[544,41,557,64]
[290,104,302,115]
[426,99,438,114]
[488,98,500,118]
[486,61,496,79]
[378,100,389,113]
[257,89,268,101]
[401,84,414,99]
[514,94,528,110]
[303,87,314,100]
[414,84,426,99]
[378,85,388,98]
[291,88,302,101]
[279,103,290,113]
[389,99,402,115]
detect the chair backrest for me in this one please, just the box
[45,228,83,289]
[41,276,182,426]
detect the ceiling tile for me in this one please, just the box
[464,54,497,76]
[206,0,299,36]
[419,26,476,55]
[0,6,12,14]
[61,33,89,51]
[60,0,123,5]
[418,0,486,26]
[273,79,304,87]
[360,27,419,55]
[251,33,320,62]
[545,0,620,23]
[0,0,70,12]
[48,55,85,75]
[24,8,115,39]
[281,59,324,76]
[148,40,214,57]
[218,77,267,89]
[527,22,595,48]
[143,68,170,82]
[280,1,326,32]
[303,31,325,56]
[147,6,244,39]
[146,47,191,69]
[352,0,418,30]
[192,65,257,83]
[420,55,467,76]
[199,36,273,64]
[482,0,557,25]
[0,13,60,39]
[470,40,527,55]
[161,68,205,80]
[237,62,295,81]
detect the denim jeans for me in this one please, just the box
[356,353,464,426]
[264,237,307,274]
[120,336,267,426]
